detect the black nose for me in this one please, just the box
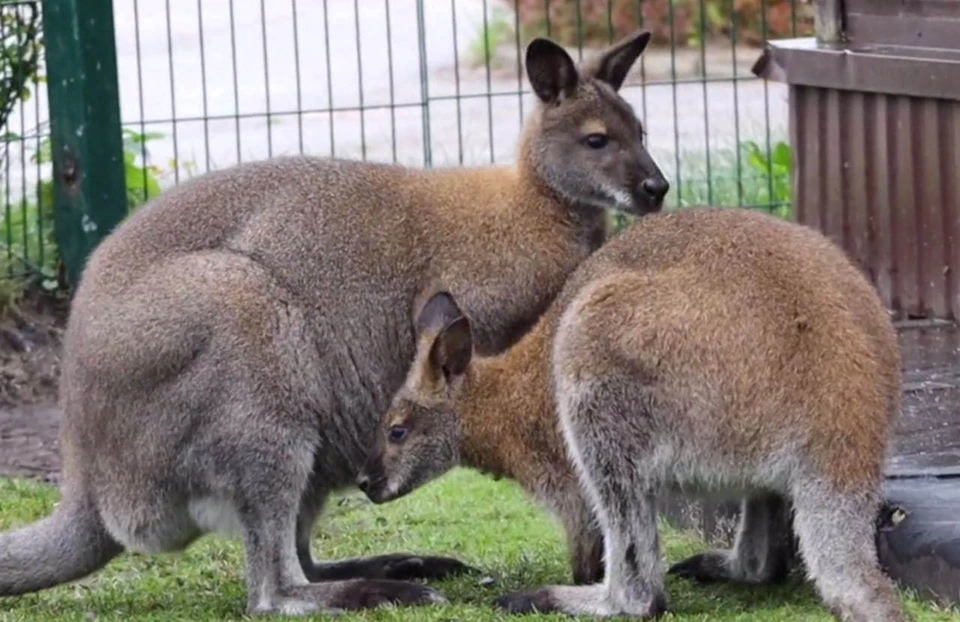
[356,474,370,492]
[642,177,670,200]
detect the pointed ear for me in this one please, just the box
[428,316,473,384]
[525,37,579,103]
[582,30,651,91]
[416,291,464,337]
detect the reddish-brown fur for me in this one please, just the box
[362,207,905,621]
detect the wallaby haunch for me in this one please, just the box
[0,31,668,615]
[359,207,906,621]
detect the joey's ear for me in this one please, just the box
[525,37,579,103]
[416,291,464,337]
[582,30,651,91]
[428,316,473,385]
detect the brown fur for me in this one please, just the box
[361,207,906,621]
[0,32,668,616]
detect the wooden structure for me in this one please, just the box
[661,0,960,607]
[753,0,960,322]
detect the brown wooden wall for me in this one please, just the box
[845,0,960,49]
[790,85,960,321]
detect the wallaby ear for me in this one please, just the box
[416,291,464,337]
[428,316,473,384]
[525,37,579,103]
[582,30,651,92]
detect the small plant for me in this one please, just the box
[742,139,792,217]
[632,139,795,226]
[467,6,516,69]
[121,129,165,209]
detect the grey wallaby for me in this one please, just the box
[0,31,668,615]
[360,207,906,621]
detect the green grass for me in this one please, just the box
[0,471,954,621]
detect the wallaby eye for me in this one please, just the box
[585,133,609,149]
[388,425,409,443]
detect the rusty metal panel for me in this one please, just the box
[789,85,960,321]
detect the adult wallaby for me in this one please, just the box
[0,31,668,616]
[359,207,906,621]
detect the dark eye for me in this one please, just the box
[585,133,608,149]
[388,425,409,443]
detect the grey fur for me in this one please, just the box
[0,31,665,616]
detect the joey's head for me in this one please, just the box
[358,292,475,504]
[521,30,669,216]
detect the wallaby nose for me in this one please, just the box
[356,473,370,492]
[642,177,670,201]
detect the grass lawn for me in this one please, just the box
[0,471,955,621]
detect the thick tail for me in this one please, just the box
[0,492,121,595]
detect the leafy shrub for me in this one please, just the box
[0,3,42,135]
[503,0,813,49]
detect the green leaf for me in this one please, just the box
[772,142,792,170]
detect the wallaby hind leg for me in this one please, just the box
[295,478,475,583]
[791,481,907,622]
[669,493,795,584]
[498,379,667,618]
[225,428,446,614]
[562,501,605,585]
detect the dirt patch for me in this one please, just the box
[0,289,67,482]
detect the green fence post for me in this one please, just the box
[41,0,126,287]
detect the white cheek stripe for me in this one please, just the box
[604,184,633,208]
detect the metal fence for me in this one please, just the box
[0,0,810,286]
[0,0,47,283]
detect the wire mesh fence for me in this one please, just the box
[1,0,812,285]
[0,0,48,283]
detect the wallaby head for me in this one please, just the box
[359,292,473,504]
[519,30,669,215]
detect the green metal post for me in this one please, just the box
[41,0,127,287]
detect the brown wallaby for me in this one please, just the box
[359,207,907,621]
[0,31,669,616]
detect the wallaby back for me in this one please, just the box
[553,207,899,489]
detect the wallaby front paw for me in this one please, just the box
[331,579,448,610]
[496,589,559,614]
[379,553,480,580]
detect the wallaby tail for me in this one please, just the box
[0,492,121,595]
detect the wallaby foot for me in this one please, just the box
[246,511,448,615]
[238,442,448,615]
[248,580,447,616]
[550,380,669,617]
[302,553,477,582]
[497,584,667,618]
[792,482,908,622]
[669,493,794,585]
[294,481,476,583]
